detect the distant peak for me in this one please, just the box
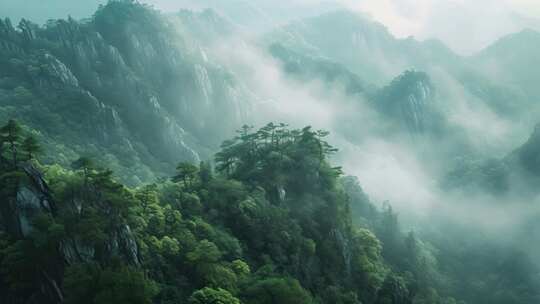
[479,28,540,55]
[504,28,540,41]
[292,8,392,38]
[517,28,540,35]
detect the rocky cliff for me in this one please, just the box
[0,2,254,183]
[374,71,437,134]
[0,162,142,304]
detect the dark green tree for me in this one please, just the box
[1,119,22,166]
[173,162,199,189]
[189,287,240,304]
[242,277,313,304]
[199,161,213,185]
[71,157,95,178]
[64,264,158,304]
[21,135,41,160]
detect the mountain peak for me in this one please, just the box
[478,28,540,56]
[375,70,436,134]
[497,28,540,43]
[303,8,391,35]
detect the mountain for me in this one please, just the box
[3,120,538,304]
[265,10,540,118]
[473,29,540,100]
[442,122,540,195]
[171,0,344,33]
[1,2,540,304]
[268,37,473,160]
[0,122,434,304]
[264,10,405,85]
[264,10,540,159]
[373,71,439,135]
[264,10,463,85]
[510,123,540,179]
[0,2,254,184]
[268,43,368,97]
[3,4,532,187]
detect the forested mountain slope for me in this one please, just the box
[2,120,539,304]
[265,10,540,146]
[0,121,442,304]
[1,2,540,304]
[0,1,254,184]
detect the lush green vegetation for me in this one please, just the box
[0,0,255,186]
[2,2,540,304]
[2,120,538,304]
[0,121,426,303]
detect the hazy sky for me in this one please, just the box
[1,0,539,54]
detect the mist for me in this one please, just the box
[5,0,538,260]
[2,1,540,303]
[4,0,540,55]
[162,3,540,272]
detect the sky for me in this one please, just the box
[1,0,539,54]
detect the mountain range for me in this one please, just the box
[2,1,540,304]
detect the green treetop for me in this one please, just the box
[21,135,42,160]
[173,162,199,190]
[1,119,23,166]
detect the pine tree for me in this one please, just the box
[173,162,199,190]
[72,157,95,178]
[0,120,22,166]
[21,135,41,160]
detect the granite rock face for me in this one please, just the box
[375,71,437,135]
[0,163,142,303]
[0,2,254,181]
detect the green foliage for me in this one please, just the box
[242,277,313,304]
[1,121,538,304]
[21,135,41,160]
[189,287,241,304]
[64,264,158,304]
[215,123,341,193]
[174,162,200,190]
[2,1,540,303]
[0,119,22,165]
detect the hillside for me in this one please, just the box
[3,118,540,304]
[265,10,539,140]
[473,29,540,99]
[0,2,254,184]
[1,2,540,304]
[0,121,444,304]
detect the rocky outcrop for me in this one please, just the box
[0,163,142,304]
[0,165,62,304]
[0,164,55,238]
[0,163,141,264]
[375,71,437,134]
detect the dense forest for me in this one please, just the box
[1,120,539,304]
[1,1,540,304]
